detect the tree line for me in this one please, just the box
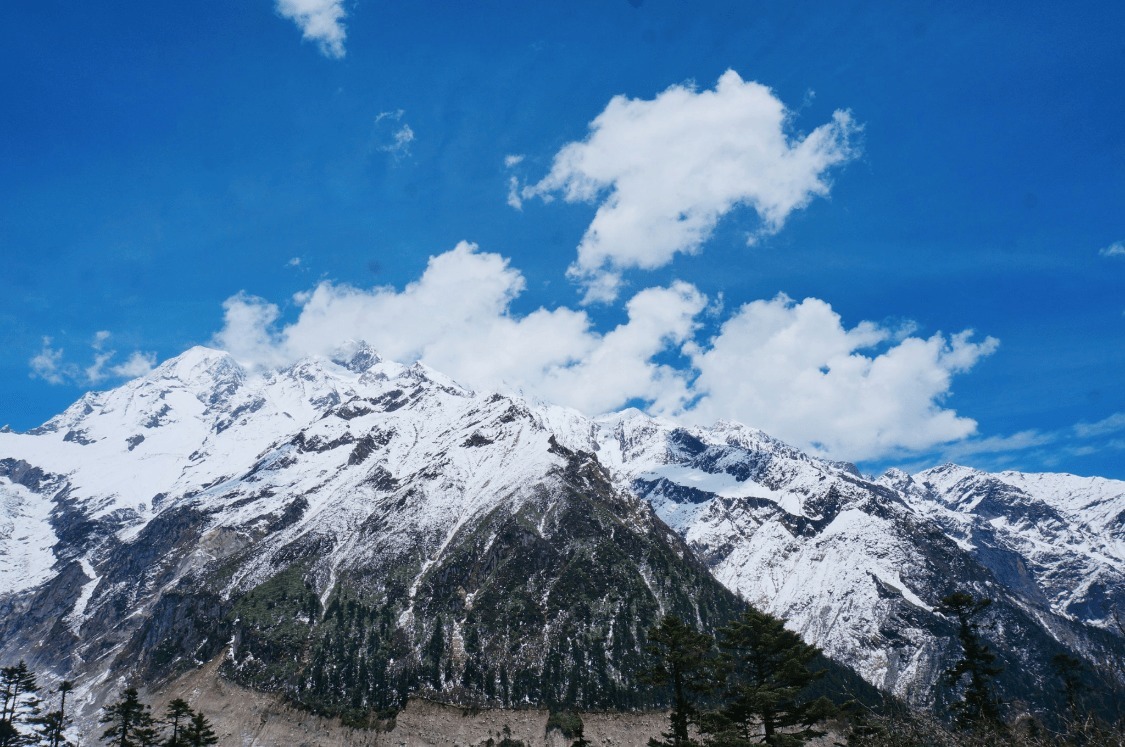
[0,664,216,747]
[642,592,1125,747]
[4,590,1123,745]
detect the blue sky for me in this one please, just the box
[2,1,1123,478]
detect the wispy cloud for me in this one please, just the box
[900,410,1125,473]
[29,333,156,386]
[29,338,66,385]
[275,0,347,59]
[371,110,415,160]
[1099,241,1125,258]
[1074,411,1125,438]
[519,70,860,302]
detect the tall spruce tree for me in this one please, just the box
[939,592,1003,732]
[180,712,218,747]
[162,699,193,747]
[704,608,835,746]
[40,680,74,747]
[100,688,159,747]
[643,615,715,747]
[0,661,42,747]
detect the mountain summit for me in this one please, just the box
[1,345,1121,728]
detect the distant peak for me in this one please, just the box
[153,346,241,378]
[330,340,382,373]
[403,360,471,394]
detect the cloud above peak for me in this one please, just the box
[29,334,156,387]
[213,242,704,415]
[276,0,347,59]
[211,242,996,463]
[519,70,860,302]
[685,295,999,461]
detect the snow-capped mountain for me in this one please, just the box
[0,345,1121,726]
[553,415,1125,709]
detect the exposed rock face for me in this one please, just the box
[0,346,750,731]
[151,655,676,747]
[564,415,1125,710]
[0,344,1120,732]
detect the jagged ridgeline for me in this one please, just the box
[2,345,1120,734]
[126,444,747,725]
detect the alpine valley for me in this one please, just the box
[1,345,1122,736]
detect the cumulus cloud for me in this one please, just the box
[110,351,159,379]
[682,295,999,462]
[276,0,347,59]
[1099,241,1125,258]
[211,243,1000,461]
[520,70,859,302]
[213,242,704,414]
[29,333,156,386]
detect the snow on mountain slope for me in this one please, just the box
[552,409,1125,706]
[0,344,750,727]
[0,344,1121,722]
[885,464,1125,631]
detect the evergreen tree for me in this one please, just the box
[100,688,159,747]
[162,699,193,747]
[704,608,836,746]
[643,615,714,747]
[180,712,218,747]
[40,680,74,747]
[425,617,445,690]
[1051,653,1088,722]
[0,661,42,747]
[939,592,1003,732]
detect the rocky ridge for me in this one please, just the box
[0,344,1121,729]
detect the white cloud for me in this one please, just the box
[1073,412,1125,439]
[373,110,415,159]
[213,242,703,414]
[28,333,156,386]
[507,177,523,210]
[521,70,859,302]
[85,352,115,384]
[682,295,999,462]
[29,338,65,385]
[276,0,347,58]
[1099,241,1125,258]
[504,154,525,168]
[110,351,158,378]
[211,243,1001,462]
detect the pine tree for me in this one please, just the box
[425,617,445,690]
[939,592,1003,732]
[0,661,42,747]
[162,699,193,747]
[40,680,74,747]
[100,688,159,747]
[180,712,218,747]
[643,615,715,747]
[1052,653,1088,722]
[704,608,836,746]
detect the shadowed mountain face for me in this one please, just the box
[0,345,1121,727]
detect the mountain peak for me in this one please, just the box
[152,346,243,385]
[330,340,382,373]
